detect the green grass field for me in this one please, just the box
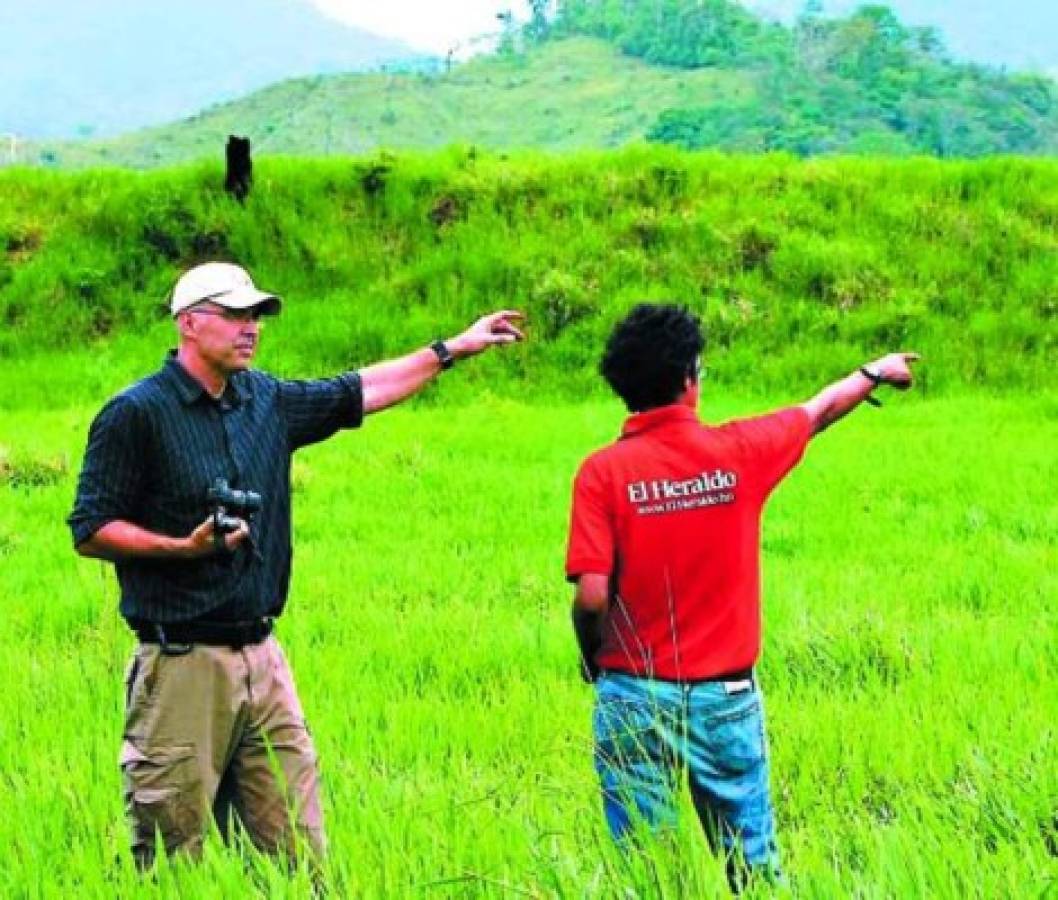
[2,384,1056,897]
[1,150,1055,895]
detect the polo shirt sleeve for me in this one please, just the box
[279,372,364,450]
[565,457,615,583]
[67,395,147,547]
[727,406,812,498]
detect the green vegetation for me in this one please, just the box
[14,2,1058,169]
[1,150,1056,893]
[552,0,790,68]
[2,394,1056,895]
[1,151,1056,409]
[552,0,1058,156]
[16,40,748,170]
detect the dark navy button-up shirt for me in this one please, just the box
[68,353,363,624]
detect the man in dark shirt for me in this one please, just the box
[68,261,523,867]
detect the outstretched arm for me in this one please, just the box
[360,311,524,414]
[801,352,920,436]
[572,573,610,683]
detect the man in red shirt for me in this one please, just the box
[566,303,918,890]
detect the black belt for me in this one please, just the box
[131,617,274,651]
[601,666,754,684]
[701,666,754,684]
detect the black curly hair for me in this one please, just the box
[600,303,704,412]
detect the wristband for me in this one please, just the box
[859,365,885,385]
[859,366,883,408]
[430,339,454,370]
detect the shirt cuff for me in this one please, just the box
[68,515,118,548]
[565,559,613,583]
[338,372,365,429]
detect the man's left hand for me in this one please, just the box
[447,311,525,358]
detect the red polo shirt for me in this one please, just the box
[565,404,811,680]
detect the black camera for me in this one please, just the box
[207,477,262,549]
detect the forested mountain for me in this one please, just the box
[744,0,1058,75]
[16,40,749,168]
[11,0,1058,167]
[552,0,1058,156]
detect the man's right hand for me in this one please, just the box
[447,310,525,358]
[76,516,250,562]
[183,515,250,558]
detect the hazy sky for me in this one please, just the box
[308,0,507,54]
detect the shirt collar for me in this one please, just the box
[162,350,249,407]
[621,404,699,438]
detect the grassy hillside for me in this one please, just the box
[20,40,748,169]
[15,0,1058,169]
[1,149,1056,410]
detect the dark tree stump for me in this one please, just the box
[224,135,252,204]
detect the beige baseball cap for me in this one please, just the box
[170,262,282,317]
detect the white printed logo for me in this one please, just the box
[626,470,738,516]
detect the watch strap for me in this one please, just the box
[859,365,885,385]
[859,366,883,407]
[430,339,455,370]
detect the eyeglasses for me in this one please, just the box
[189,306,266,324]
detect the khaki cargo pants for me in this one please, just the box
[120,636,324,867]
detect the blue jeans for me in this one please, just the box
[593,670,781,882]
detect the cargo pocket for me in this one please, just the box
[120,739,204,859]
